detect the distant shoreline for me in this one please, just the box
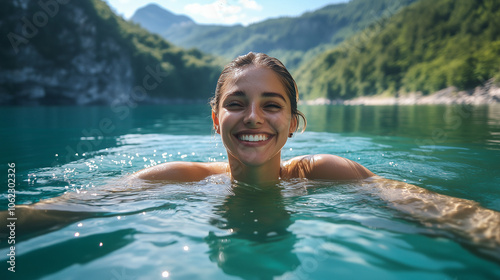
[3,85,499,107]
[301,83,500,106]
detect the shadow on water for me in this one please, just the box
[10,228,137,279]
[206,182,301,279]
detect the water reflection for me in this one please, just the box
[299,104,500,146]
[206,182,300,279]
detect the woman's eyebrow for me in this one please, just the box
[226,91,245,98]
[225,91,287,102]
[262,92,287,102]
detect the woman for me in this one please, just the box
[132,52,373,184]
[131,52,500,258]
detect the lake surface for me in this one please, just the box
[1,104,500,279]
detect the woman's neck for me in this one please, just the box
[227,153,282,185]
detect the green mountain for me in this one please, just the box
[296,0,500,100]
[0,0,221,105]
[131,0,417,69]
[128,3,194,35]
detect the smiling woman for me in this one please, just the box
[130,53,500,259]
[132,52,374,184]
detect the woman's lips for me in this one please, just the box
[234,133,274,145]
[238,134,269,142]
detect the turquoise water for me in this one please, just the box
[1,104,500,279]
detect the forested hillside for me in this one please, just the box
[132,0,417,69]
[0,0,221,105]
[296,0,500,100]
[4,0,498,105]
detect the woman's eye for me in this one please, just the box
[264,104,282,110]
[224,102,243,109]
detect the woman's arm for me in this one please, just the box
[0,162,228,239]
[290,154,499,257]
[1,205,96,236]
[364,176,500,253]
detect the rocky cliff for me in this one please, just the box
[0,0,221,106]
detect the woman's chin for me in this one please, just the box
[238,157,270,167]
[229,151,277,168]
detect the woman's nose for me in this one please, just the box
[243,104,263,126]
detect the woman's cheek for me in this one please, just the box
[274,116,293,133]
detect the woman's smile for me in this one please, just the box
[234,132,274,146]
[237,133,269,142]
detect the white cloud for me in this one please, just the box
[184,0,262,25]
[239,0,262,11]
[184,0,241,24]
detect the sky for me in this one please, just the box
[104,0,349,26]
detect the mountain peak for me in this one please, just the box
[131,4,194,35]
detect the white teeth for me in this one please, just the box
[238,134,269,142]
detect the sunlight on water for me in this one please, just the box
[1,105,500,279]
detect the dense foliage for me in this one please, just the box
[4,0,498,103]
[87,0,222,99]
[0,0,222,102]
[295,0,500,100]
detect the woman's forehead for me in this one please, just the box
[222,66,287,96]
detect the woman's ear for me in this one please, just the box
[289,116,298,135]
[212,111,220,134]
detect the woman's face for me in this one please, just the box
[213,65,297,167]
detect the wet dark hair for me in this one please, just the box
[210,52,306,132]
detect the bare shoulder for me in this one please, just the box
[131,161,228,182]
[283,154,374,180]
